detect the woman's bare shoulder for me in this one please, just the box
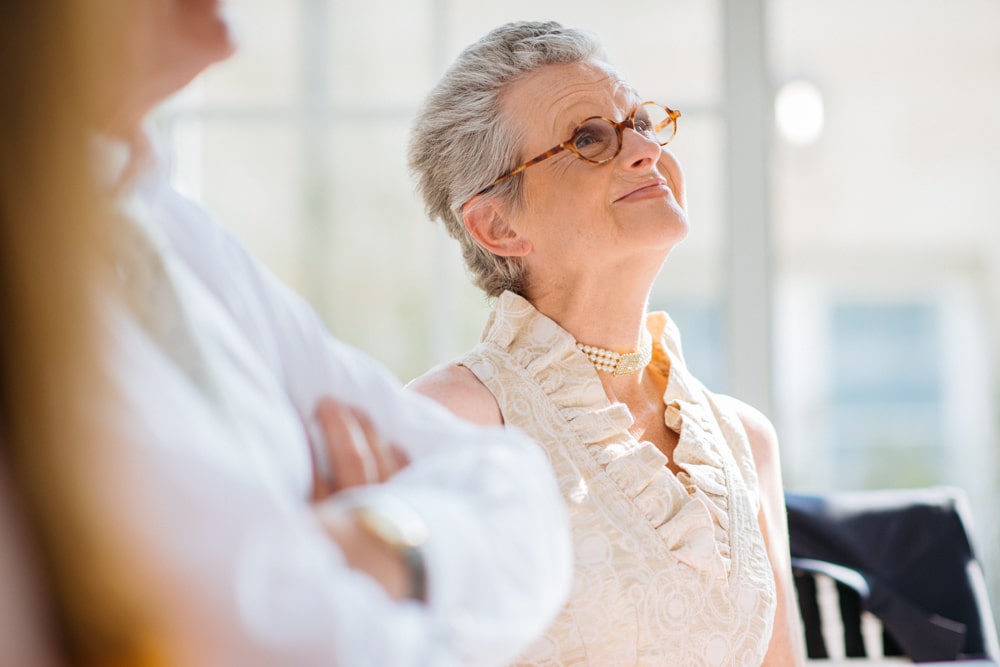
[717,395,780,472]
[405,363,504,427]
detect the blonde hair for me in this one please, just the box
[0,2,149,664]
[408,21,607,297]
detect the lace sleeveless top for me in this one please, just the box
[459,292,776,666]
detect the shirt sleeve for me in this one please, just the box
[123,172,573,665]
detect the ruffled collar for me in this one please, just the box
[481,291,736,578]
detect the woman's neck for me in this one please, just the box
[527,271,653,354]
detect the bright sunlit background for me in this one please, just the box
[157,0,1000,630]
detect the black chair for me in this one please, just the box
[786,487,999,662]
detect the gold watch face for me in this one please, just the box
[350,498,429,602]
[354,501,427,549]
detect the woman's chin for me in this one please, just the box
[656,212,690,250]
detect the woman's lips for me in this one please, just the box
[615,180,671,203]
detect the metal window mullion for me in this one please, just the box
[301,0,332,313]
[723,0,774,416]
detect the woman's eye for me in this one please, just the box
[571,121,614,158]
[573,128,607,149]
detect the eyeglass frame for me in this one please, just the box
[477,101,681,196]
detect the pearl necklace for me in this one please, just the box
[576,331,653,376]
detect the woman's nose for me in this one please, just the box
[618,128,661,170]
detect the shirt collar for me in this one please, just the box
[92,130,157,197]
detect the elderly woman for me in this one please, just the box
[408,20,803,666]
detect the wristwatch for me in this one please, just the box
[350,495,429,603]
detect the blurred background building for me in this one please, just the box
[158,0,999,631]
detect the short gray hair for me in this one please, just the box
[408,21,607,298]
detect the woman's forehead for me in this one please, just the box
[506,61,640,136]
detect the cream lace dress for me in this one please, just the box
[459,292,776,666]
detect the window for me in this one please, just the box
[830,302,943,488]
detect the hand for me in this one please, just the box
[308,396,410,501]
[309,397,416,601]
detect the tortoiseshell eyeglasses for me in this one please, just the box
[479,101,680,195]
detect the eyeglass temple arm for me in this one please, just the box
[492,143,569,186]
[651,108,681,133]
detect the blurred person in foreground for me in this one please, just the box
[4,2,572,665]
[408,21,804,666]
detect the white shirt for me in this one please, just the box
[94,144,572,667]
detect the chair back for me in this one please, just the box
[787,487,999,662]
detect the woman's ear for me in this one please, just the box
[462,195,532,258]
